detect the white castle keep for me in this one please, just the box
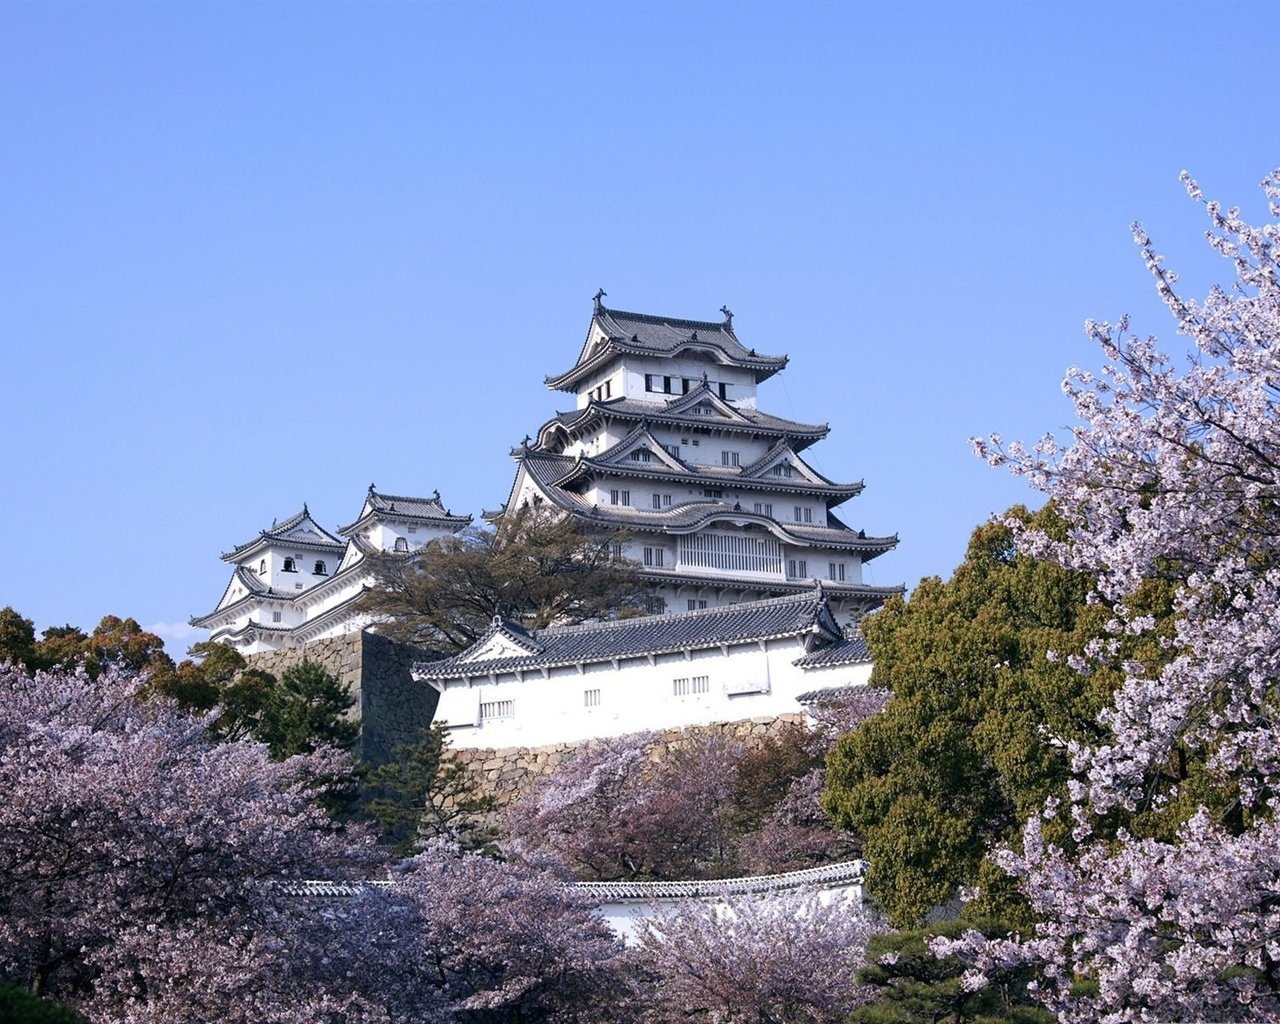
[494,294,900,622]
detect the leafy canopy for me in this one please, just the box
[361,504,646,652]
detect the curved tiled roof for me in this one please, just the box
[338,487,472,536]
[221,507,347,562]
[574,859,867,901]
[547,306,789,392]
[415,589,845,681]
[282,859,867,902]
[792,631,872,667]
[538,391,829,451]
[513,453,897,558]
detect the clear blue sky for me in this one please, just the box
[2,1,1277,654]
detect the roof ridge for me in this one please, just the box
[601,306,732,334]
[531,589,820,639]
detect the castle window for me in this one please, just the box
[313,560,327,575]
[394,537,409,553]
[645,374,660,392]
[673,675,710,697]
[631,449,652,463]
[610,542,624,561]
[718,382,729,400]
[753,502,773,517]
[282,558,297,573]
[794,506,813,523]
[652,493,672,510]
[643,547,665,568]
[702,488,724,500]
[682,378,692,394]
[721,451,740,467]
[272,610,282,623]
[479,700,514,720]
[788,559,808,578]
[828,562,847,582]
[259,559,266,574]
[665,444,680,457]
[774,463,794,478]
[645,596,666,614]
[609,489,631,506]
[664,376,674,394]
[687,599,707,610]
[584,689,601,708]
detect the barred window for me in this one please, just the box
[480,700,514,720]
[584,689,601,708]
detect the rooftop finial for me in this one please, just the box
[368,482,376,495]
[303,502,309,515]
[522,434,532,448]
[593,288,607,312]
[432,489,441,502]
[720,305,734,329]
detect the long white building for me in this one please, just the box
[191,487,470,654]
[415,586,872,749]
[496,295,902,623]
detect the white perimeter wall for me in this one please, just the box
[431,634,871,749]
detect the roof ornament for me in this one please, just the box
[720,305,734,329]
[701,370,709,385]
[368,483,376,495]
[690,330,698,341]
[593,288,607,312]
[432,489,441,501]
[522,434,532,449]
[303,503,309,515]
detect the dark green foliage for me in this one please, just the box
[258,659,358,759]
[824,505,1128,928]
[362,504,647,652]
[0,607,38,667]
[0,984,87,1023]
[852,920,1053,1024]
[362,724,497,856]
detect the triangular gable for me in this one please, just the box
[739,442,831,486]
[457,620,544,664]
[661,383,751,424]
[213,566,267,612]
[274,513,345,548]
[593,426,688,474]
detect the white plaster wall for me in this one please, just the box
[431,636,872,749]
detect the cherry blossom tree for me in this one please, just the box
[502,731,744,881]
[635,889,877,1023]
[394,843,637,1023]
[0,661,401,1021]
[0,660,640,1023]
[955,169,1280,1019]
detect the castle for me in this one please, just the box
[192,296,901,745]
[497,293,900,622]
[190,488,470,654]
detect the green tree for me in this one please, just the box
[852,920,1052,1024]
[0,606,38,667]
[362,724,496,856]
[258,659,358,759]
[362,504,646,652]
[823,505,1165,928]
[147,641,275,741]
[0,984,87,1024]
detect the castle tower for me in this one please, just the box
[496,297,901,623]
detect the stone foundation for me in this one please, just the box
[447,713,807,808]
[245,631,438,764]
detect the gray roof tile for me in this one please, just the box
[415,589,847,679]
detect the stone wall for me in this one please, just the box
[448,713,807,808]
[245,631,438,764]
